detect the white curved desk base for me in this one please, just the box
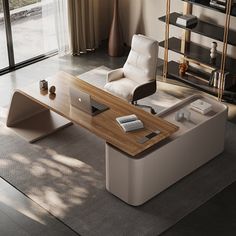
[106,95,228,206]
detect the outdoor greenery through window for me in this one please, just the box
[0,0,58,70]
[0,0,40,12]
[0,0,2,12]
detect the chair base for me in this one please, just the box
[132,101,156,115]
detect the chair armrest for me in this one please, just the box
[131,80,157,102]
[107,68,124,82]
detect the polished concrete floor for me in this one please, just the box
[0,178,78,236]
[0,48,127,236]
[0,48,236,235]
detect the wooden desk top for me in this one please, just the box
[18,71,178,156]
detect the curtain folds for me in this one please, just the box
[67,0,100,55]
[54,0,69,55]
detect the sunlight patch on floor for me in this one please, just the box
[0,194,46,225]
[48,148,87,169]
[0,159,12,168]
[11,153,31,165]
[38,158,73,175]
[30,163,46,177]
[29,184,89,217]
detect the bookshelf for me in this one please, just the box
[159,0,236,102]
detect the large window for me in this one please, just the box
[0,0,58,73]
[0,0,9,70]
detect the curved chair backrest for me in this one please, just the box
[123,34,159,84]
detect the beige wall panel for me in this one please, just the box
[114,0,236,60]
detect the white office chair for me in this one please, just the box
[104,34,159,114]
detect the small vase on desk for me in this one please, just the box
[108,0,124,57]
[210,41,217,64]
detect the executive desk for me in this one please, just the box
[6,72,227,206]
[6,71,180,205]
[6,71,178,157]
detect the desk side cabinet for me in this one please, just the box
[105,95,227,206]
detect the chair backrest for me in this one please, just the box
[123,34,159,84]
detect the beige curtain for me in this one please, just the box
[67,0,100,55]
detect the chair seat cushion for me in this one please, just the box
[104,78,139,102]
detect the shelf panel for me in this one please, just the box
[160,61,236,99]
[181,0,236,16]
[159,12,236,47]
[159,37,236,74]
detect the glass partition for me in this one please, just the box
[9,0,58,63]
[0,0,9,70]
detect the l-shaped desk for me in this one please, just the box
[6,71,178,156]
[6,71,227,206]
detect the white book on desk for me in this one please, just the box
[116,114,144,132]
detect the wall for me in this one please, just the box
[118,0,182,59]
[118,0,174,44]
[117,0,236,60]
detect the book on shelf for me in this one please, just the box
[209,0,234,10]
[210,1,226,10]
[176,14,198,27]
[216,0,227,3]
[209,69,236,89]
[116,114,144,132]
[211,0,226,4]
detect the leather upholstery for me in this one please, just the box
[105,78,139,102]
[104,34,159,102]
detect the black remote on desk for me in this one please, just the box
[138,131,160,144]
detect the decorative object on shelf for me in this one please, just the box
[176,14,198,27]
[179,62,188,76]
[39,80,48,91]
[49,85,56,95]
[209,69,218,87]
[108,0,124,57]
[209,69,236,89]
[210,41,217,64]
[210,69,220,87]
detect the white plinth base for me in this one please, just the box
[106,95,228,206]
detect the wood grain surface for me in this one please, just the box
[18,71,178,156]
